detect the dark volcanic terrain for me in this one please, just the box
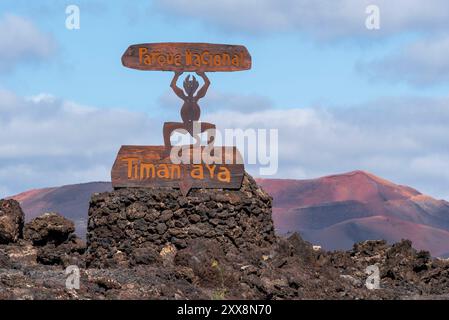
[1,229,449,299]
[1,174,449,300]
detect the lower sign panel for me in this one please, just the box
[111,145,245,194]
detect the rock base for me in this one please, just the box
[86,174,275,267]
[0,199,24,244]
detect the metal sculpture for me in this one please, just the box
[115,42,251,194]
[163,71,216,149]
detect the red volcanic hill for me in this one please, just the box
[9,171,449,257]
[10,182,112,236]
[257,171,449,257]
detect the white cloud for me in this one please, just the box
[155,1,449,86]
[1,88,449,201]
[0,14,56,72]
[358,35,449,85]
[206,96,449,200]
[0,89,158,197]
[154,0,449,39]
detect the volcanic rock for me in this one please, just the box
[36,234,86,266]
[0,199,24,244]
[131,247,161,266]
[0,228,448,299]
[24,212,75,246]
[0,251,12,268]
[86,174,276,267]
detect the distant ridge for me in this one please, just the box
[10,171,449,257]
[10,182,112,236]
[257,170,449,257]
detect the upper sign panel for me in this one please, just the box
[121,42,252,72]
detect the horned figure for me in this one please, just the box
[163,71,216,150]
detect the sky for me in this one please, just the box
[0,0,449,200]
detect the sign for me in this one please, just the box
[116,42,251,194]
[111,146,245,195]
[121,42,251,72]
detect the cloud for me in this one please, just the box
[0,14,56,72]
[358,35,449,86]
[0,89,158,197]
[154,0,449,39]
[1,88,449,201]
[205,96,449,200]
[155,1,449,86]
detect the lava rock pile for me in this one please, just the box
[86,174,276,267]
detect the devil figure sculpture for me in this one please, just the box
[163,71,216,150]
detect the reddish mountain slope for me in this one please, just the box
[257,171,449,257]
[10,182,112,236]
[8,171,449,257]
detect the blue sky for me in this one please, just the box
[1,0,449,199]
[3,0,448,110]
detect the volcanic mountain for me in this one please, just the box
[257,171,449,257]
[9,171,449,257]
[11,182,112,236]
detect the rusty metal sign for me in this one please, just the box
[121,42,251,72]
[111,146,244,196]
[116,42,251,194]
